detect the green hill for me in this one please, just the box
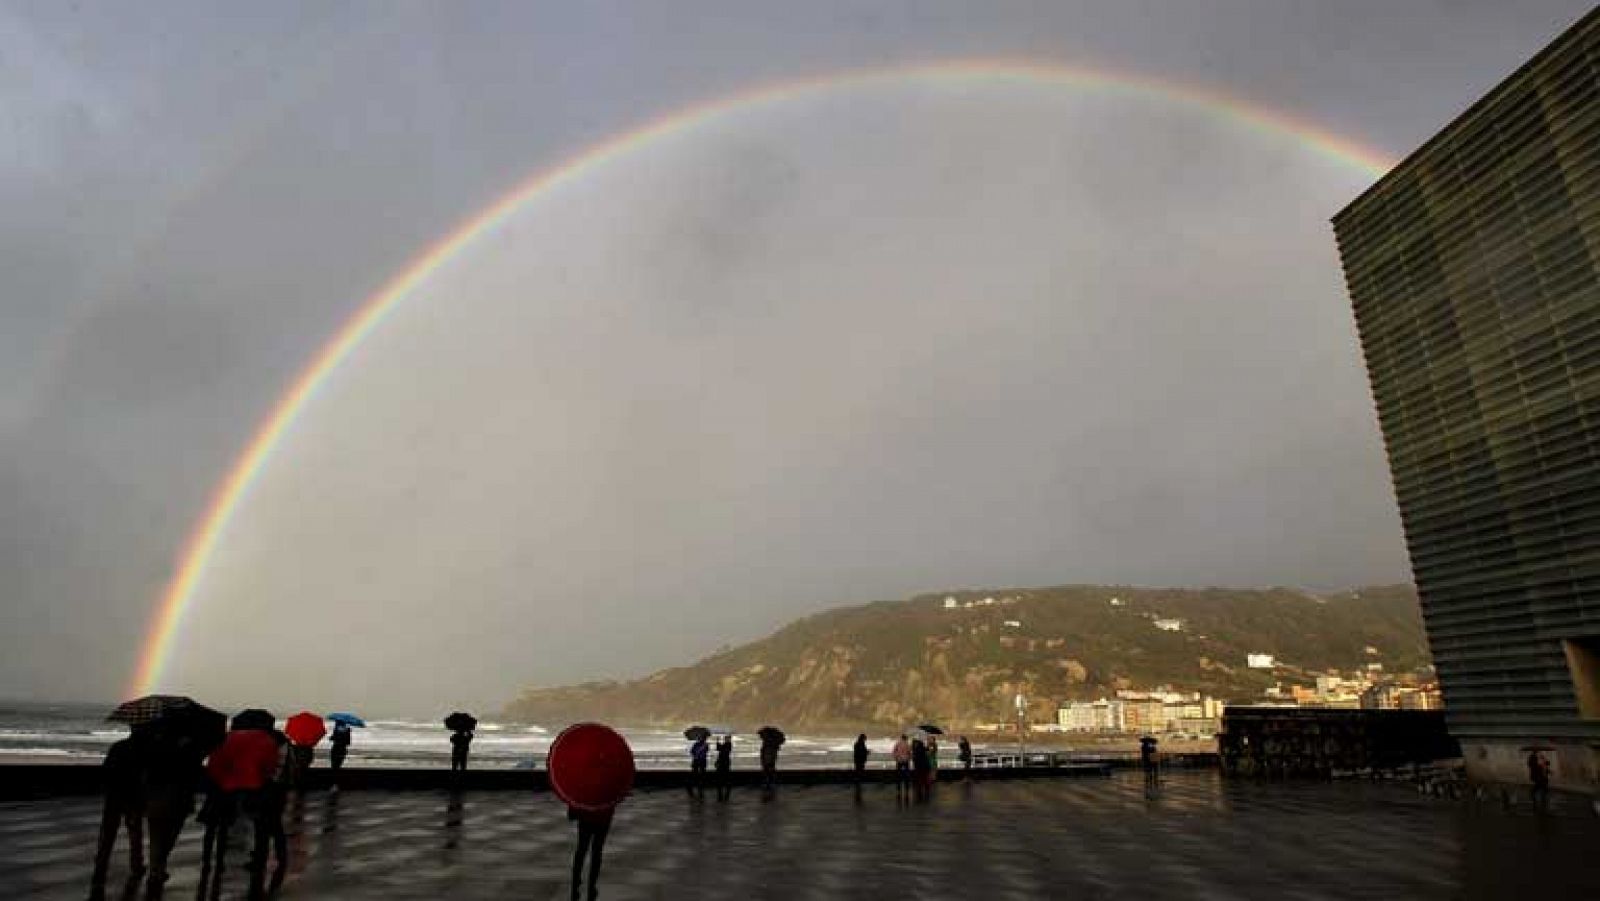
[502,584,1429,731]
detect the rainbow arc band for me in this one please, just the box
[129,60,1395,696]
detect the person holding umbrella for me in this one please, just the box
[547,723,634,901]
[326,713,364,781]
[757,726,785,790]
[200,711,284,893]
[446,712,478,773]
[103,695,224,897]
[284,711,326,787]
[88,724,149,898]
[683,727,711,799]
[911,735,931,801]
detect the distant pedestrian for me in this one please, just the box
[714,735,733,802]
[688,735,709,798]
[911,737,931,801]
[892,734,912,795]
[329,722,352,775]
[852,734,870,782]
[88,727,148,897]
[451,729,474,773]
[1528,749,1551,809]
[759,733,781,789]
[569,804,613,901]
[958,736,973,777]
[928,735,940,784]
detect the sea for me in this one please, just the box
[0,701,894,770]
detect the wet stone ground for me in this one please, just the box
[3,771,1598,900]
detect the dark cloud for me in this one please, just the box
[1,1,1592,710]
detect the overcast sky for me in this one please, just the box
[2,1,1591,714]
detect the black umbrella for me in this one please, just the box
[231,708,277,732]
[107,695,198,725]
[918,724,944,735]
[445,712,478,733]
[108,697,226,753]
[683,726,711,742]
[757,726,786,746]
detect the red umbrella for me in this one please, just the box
[547,723,634,812]
[285,711,327,747]
[206,729,281,791]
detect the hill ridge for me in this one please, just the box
[503,583,1427,731]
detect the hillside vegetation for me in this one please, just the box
[503,584,1428,731]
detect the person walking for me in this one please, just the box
[451,728,474,773]
[569,804,614,901]
[852,734,870,783]
[246,731,292,889]
[910,736,931,802]
[892,734,912,796]
[88,727,148,898]
[199,727,279,894]
[329,722,352,776]
[958,736,973,778]
[142,726,209,897]
[714,735,733,802]
[1528,749,1551,809]
[688,735,709,798]
[289,743,315,787]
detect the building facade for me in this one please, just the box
[1333,10,1600,789]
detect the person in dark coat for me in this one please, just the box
[450,729,474,773]
[1528,750,1551,808]
[88,727,148,897]
[910,737,931,801]
[568,804,614,901]
[247,731,291,886]
[329,723,352,774]
[143,728,207,896]
[958,736,973,777]
[852,734,870,782]
[688,736,709,798]
[714,735,733,802]
[759,733,781,789]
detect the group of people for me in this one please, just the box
[683,733,747,801]
[873,733,973,799]
[91,720,319,899]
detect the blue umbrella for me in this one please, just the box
[327,712,366,728]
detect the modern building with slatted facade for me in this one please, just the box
[1333,9,1600,790]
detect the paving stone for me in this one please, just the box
[1,772,1597,899]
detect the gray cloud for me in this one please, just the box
[1,1,1591,712]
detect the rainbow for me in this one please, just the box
[128,60,1396,696]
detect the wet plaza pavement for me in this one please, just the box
[4,771,1599,899]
